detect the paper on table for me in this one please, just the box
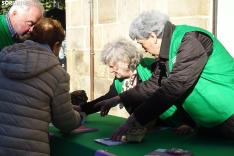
[94,149,116,156]
[60,125,99,135]
[145,148,193,156]
[94,136,127,146]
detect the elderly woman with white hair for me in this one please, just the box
[73,38,156,117]
[73,38,195,131]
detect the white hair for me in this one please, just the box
[8,0,44,16]
[101,38,143,71]
[129,10,169,40]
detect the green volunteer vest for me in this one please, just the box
[115,58,181,127]
[0,15,14,51]
[169,25,234,128]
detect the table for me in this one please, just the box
[49,113,234,156]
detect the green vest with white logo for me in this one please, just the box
[169,25,234,128]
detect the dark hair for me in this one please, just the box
[29,17,65,49]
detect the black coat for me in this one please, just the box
[80,72,146,115]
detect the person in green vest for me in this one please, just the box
[0,0,44,51]
[95,10,234,141]
[73,38,195,134]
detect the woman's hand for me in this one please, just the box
[173,125,195,134]
[110,114,137,141]
[94,96,121,117]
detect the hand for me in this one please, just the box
[73,105,82,112]
[94,96,121,117]
[173,125,195,134]
[110,114,137,141]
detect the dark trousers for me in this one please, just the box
[199,114,234,140]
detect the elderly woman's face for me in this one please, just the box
[108,61,132,79]
[136,32,161,58]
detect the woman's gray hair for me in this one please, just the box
[101,38,143,71]
[8,0,44,16]
[129,10,169,40]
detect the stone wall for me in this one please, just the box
[66,0,213,118]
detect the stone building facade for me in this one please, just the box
[65,0,214,118]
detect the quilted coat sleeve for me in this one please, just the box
[50,67,81,132]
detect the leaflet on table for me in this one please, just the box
[145,148,193,156]
[94,149,116,156]
[60,125,99,134]
[95,136,127,146]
